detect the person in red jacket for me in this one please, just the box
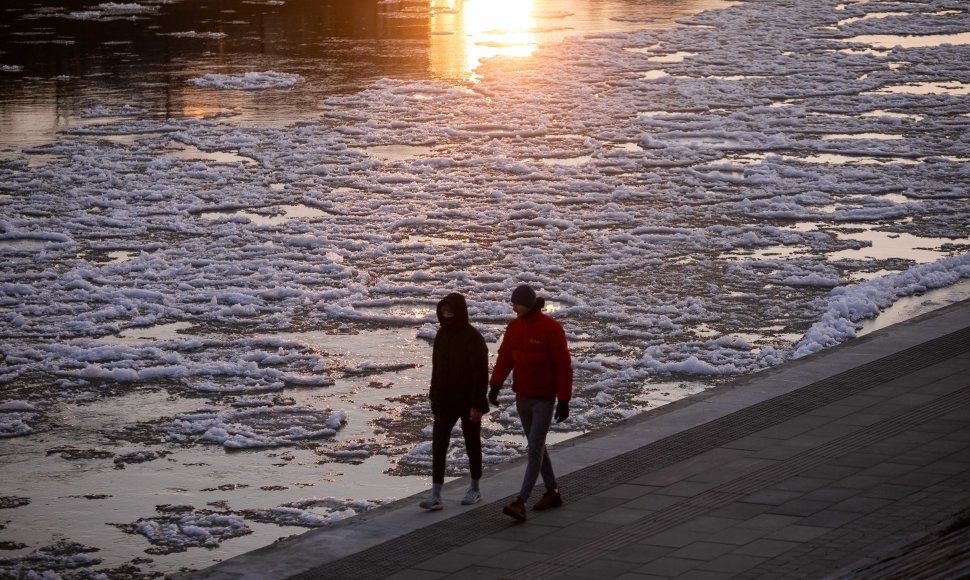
[488,284,572,521]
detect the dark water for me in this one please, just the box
[0,0,731,157]
[0,0,428,152]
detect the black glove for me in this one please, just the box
[554,400,569,423]
[488,384,501,406]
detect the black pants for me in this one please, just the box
[431,411,482,484]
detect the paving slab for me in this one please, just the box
[180,299,970,580]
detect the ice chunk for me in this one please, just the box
[187,72,303,90]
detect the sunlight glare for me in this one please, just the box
[429,0,537,81]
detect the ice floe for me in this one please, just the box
[80,104,147,118]
[241,497,392,527]
[0,401,40,438]
[0,496,31,509]
[64,2,157,21]
[794,252,970,358]
[113,448,172,468]
[0,541,101,578]
[118,505,252,554]
[112,496,391,557]
[188,71,304,90]
[162,405,348,449]
[162,31,229,40]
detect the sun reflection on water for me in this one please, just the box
[430,0,537,81]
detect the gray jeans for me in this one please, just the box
[516,395,558,501]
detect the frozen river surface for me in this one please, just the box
[1,0,970,577]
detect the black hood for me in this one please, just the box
[437,292,470,327]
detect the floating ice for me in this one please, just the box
[96,3,157,13]
[781,272,844,287]
[187,71,304,90]
[231,395,295,408]
[119,506,251,554]
[0,541,101,577]
[63,2,156,21]
[0,337,330,405]
[66,10,106,19]
[794,253,970,358]
[162,31,229,39]
[113,449,170,467]
[0,400,38,412]
[0,496,31,509]
[0,401,39,438]
[343,362,417,377]
[640,346,743,376]
[80,104,146,118]
[162,406,348,449]
[242,497,392,528]
[322,441,375,464]
[0,416,33,437]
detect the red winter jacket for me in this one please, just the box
[490,302,572,401]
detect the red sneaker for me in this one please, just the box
[502,498,527,521]
[533,489,563,511]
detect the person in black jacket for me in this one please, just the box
[419,292,490,510]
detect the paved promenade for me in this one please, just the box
[186,298,970,580]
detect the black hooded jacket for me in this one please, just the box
[429,293,490,416]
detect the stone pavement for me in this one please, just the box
[185,298,970,580]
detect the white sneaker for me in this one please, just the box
[419,495,442,510]
[461,488,482,505]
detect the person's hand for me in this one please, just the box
[488,384,501,406]
[469,408,482,422]
[555,400,569,423]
